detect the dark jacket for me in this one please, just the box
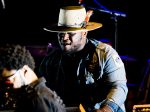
[15,77,66,112]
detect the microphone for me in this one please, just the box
[1,0,5,9]
[80,0,127,18]
[88,6,126,17]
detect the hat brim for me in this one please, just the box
[44,22,102,33]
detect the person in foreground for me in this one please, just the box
[0,44,66,112]
[39,6,128,112]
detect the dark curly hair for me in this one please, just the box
[0,44,35,73]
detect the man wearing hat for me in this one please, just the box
[39,6,128,112]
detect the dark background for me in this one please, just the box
[0,0,147,57]
[0,0,150,111]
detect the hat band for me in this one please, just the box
[58,22,84,28]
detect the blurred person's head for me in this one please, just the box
[0,44,37,88]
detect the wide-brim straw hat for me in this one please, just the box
[44,6,103,33]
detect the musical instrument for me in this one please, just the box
[66,104,86,112]
[133,104,150,112]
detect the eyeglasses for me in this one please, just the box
[7,69,28,85]
[7,69,20,81]
[57,32,76,37]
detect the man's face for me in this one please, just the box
[1,68,26,89]
[57,31,87,54]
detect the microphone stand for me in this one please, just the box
[82,0,127,51]
[1,0,5,9]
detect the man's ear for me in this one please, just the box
[22,65,29,74]
[81,31,87,38]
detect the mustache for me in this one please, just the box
[62,43,71,46]
[61,41,71,45]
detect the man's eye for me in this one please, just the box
[58,33,76,37]
[68,33,76,36]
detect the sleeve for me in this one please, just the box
[96,44,128,112]
[105,51,128,105]
[34,95,66,112]
[32,82,66,112]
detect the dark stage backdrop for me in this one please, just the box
[1,0,147,59]
[1,0,128,50]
